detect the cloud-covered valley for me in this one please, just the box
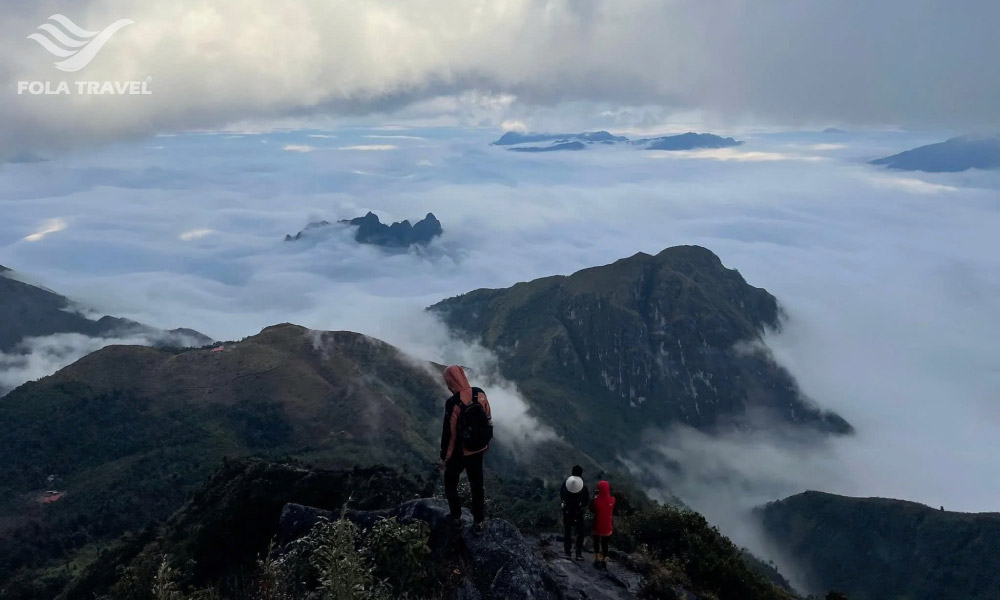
[2,126,999,576]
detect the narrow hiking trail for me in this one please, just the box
[535,533,643,599]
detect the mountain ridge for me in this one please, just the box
[0,266,211,355]
[870,134,1000,172]
[0,322,595,593]
[430,245,851,459]
[758,490,1000,600]
[493,130,743,152]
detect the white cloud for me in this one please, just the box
[364,135,424,140]
[0,330,208,395]
[283,144,316,153]
[500,119,529,133]
[338,144,398,151]
[24,218,67,242]
[648,148,825,162]
[179,228,213,241]
[867,174,959,194]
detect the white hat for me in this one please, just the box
[565,476,584,494]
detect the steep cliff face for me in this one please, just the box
[430,246,850,454]
[758,491,1000,600]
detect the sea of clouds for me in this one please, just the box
[2,1,999,588]
[2,124,999,584]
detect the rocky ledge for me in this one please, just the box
[280,498,663,599]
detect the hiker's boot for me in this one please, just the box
[593,553,603,568]
[575,551,584,561]
[601,555,609,570]
[472,521,486,536]
[564,547,572,559]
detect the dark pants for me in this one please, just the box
[593,535,609,556]
[444,451,485,523]
[563,513,585,555]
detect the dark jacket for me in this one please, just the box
[561,477,590,517]
[440,386,490,462]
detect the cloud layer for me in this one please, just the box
[3,0,1000,157]
[2,125,999,579]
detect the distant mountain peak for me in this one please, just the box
[634,132,743,150]
[493,130,627,146]
[430,244,850,458]
[494,130,743,152]
[340,211,443,248]
[871,134,1000,172]
[285,212,443,248]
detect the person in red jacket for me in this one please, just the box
[590,480,615,569]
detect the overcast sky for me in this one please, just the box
[3,0,1000,158]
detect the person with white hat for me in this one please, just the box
[560,465,589,560]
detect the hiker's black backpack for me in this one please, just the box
[459,387,493,452]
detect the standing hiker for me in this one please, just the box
[590,480,616,569]
[440,365,493,535]
[561,465,589,560]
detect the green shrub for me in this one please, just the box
[152,556,185,600]
[308,518,389,600]
[620,506,793,600]
[360,518,431,592]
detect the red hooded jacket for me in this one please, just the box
[590,480,615,536]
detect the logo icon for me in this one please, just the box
[27,14,134,73]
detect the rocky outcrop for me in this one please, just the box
[284,212,444,248]
[536,534,644,600]
[344,211,443,247]
[281,499,653,599]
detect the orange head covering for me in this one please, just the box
[444,365,473,404]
